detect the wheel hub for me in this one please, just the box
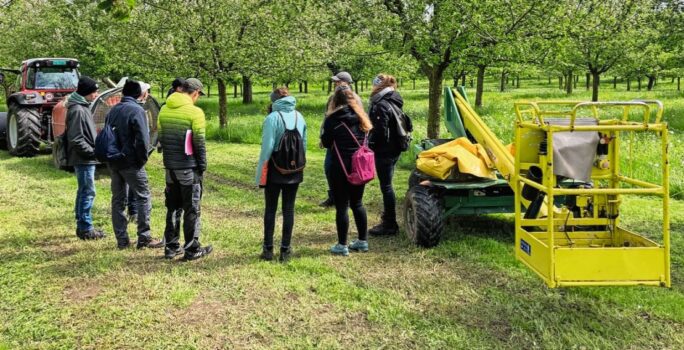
[8,112,17,149]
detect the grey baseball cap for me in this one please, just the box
[183,78,206,96]
[331,71,353,84]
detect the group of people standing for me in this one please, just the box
[64,76,212,261]
[257,71,406,261]
[63,70,406,263]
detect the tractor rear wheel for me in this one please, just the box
[7,106,41,157]
[404,185,444,247]
[0,112,7,150]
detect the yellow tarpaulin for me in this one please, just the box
[416,137,496,180]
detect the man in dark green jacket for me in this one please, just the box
[158,78,212,260]
[66,76,106,240]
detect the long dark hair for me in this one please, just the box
[328,88,372,133]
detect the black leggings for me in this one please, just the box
[330,169,367,245]
[263,183,299,250]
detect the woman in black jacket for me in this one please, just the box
[320,86,374,256]
[368,74,403,236]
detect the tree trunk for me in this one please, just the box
[242,75,253,104]
[672,77,675,83]
[516,75,520,88]
[233,83,238,98]
[566,71,573,94]
[160,83,165,99]
[574,75,578,89]
[647,75,656,91]
[413,79,416,90]
[327,80,332,94]
[559,76,563,90]
[613,76,617,89]
[638,77,642,91]
[548,76,551,84]
[475,64,486,107]
[586,73,590,90]
[354,81,358,94]
[217,78,228,129]
[299,82,303,93]
[627,79,631,91]
[461,72,466,86]
[506,76,510,85]
[426,69,445,138]
[591,71,600,102]
[470,78,474,88]
[678,77,681,91]
[304,80,308,93]
[500,71,507,92]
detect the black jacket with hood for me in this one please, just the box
[105,96,151,170]
[368,90,404,158]
[66,96,98,166]
[321,106,366,173]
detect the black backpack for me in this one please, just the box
[388,102,413,152]
[270,111,306,174]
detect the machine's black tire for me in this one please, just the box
[51,141,72,171]
[403,185,444,247]
[6,106,41,157]
[408,169,426,189]
[0,112,7,150]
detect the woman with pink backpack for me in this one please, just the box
[320,86,375,256]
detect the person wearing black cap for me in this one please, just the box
[66,76,105,240]
[104,79,164,249]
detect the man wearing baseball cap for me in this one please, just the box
[66,76,106,240]
[318,71,364,207]
[157,77,212,260]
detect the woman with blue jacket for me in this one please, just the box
[256,87,307,262]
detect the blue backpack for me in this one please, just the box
[95,118,125,163]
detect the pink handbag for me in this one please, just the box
[333,122,375,185]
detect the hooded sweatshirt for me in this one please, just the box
[157,92,207,171]
[255,96,307,185]
[321,105,366,173]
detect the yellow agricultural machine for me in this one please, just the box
[404,87,670,288]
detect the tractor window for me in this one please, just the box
[25,67,79,90]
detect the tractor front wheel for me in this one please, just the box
[7,106,41,157]
[403,185,444,247]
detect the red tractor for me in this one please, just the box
[0,58,80,157]
[0,58,160,168]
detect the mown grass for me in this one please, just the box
[0,78,683,349]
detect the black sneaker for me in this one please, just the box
[260,247,274,261]
[82,229,106,240]
[117,240,131,250]
[164,246,184,260]
[318,197,334,207]
[75,229,86,240]
[136,237,164,249]
[279,247,292,263]
[183,245,213,261]
[369,222,399,236]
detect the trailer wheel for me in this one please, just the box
[7,106,41,157]
[404,185,443,247]
[0,112,7,150]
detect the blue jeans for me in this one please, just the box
[74,165,96,232]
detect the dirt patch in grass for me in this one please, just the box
[64,281,103,303]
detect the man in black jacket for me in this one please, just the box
[106,79,164,249]
[66,76,106,240]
